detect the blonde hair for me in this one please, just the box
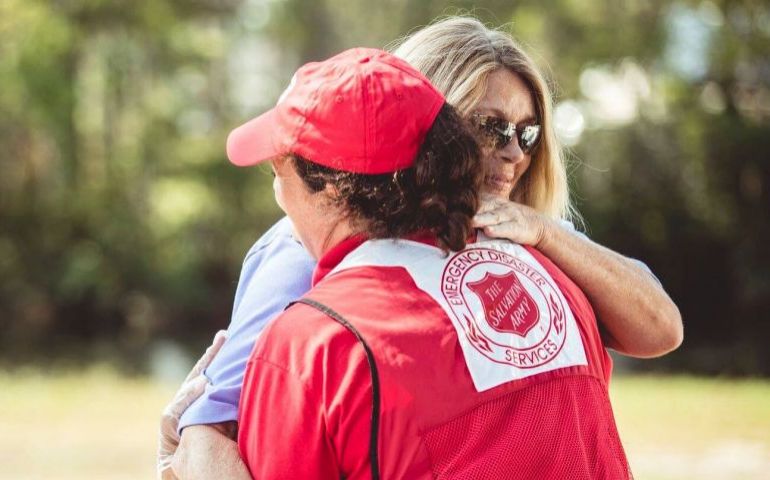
[390,16,578,222]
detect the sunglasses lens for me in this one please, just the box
[472,115,541,153]
[495,134,512,150]
[519,125,541,153]
[477,116,511,149]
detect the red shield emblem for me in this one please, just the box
[467,271,539,336]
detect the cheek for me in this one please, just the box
[511,156,533,191]
[519,156,533,176]
[480,149,495,174]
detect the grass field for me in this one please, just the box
[0,369,768,480]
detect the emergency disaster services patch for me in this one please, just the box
[330,239,588,392]
[442,246,580,367]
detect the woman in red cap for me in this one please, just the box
[173,45,633,479]
[233,45,639,479]
[163,17,682,480]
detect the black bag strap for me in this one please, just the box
[288,297,381,480]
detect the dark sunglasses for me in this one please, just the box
[471,114,542,154]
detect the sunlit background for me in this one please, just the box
[1,0,768,479]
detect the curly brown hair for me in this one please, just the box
[292,103,483,252]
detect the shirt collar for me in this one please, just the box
[312,234,368,285]
[311,230,479,286]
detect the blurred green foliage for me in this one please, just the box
[0,0,768,373]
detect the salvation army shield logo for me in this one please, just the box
[467,271,539,336]
[441,246,578,370]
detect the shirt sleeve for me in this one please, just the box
[238,306,373,479]
[178,217,315,430]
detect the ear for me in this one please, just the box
[323,182,341,200]
[271,155,293,177]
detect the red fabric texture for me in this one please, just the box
[238,240,629,479]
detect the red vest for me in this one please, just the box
[238,236,630,479]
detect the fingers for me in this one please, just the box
[474,203,521,228]
[482,223,511,239]
[480,210,546,246]
[163,374,209,420]
[158,375,209,476]
[184,330,227,383]
[476,194,506,215]
[158,331,226,479]
[158,465,179,480]
[473,200,534,244]
[476,197,521,216]
[473,210,504,228]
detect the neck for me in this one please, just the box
[309,217,356,260]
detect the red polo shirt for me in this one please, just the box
[238,236,630,479]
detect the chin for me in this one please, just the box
[483,182,514,201]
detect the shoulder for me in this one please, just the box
[252,301,367,385]
[244,216,302,258]
[231,217,314,317]
[241,217,314,274]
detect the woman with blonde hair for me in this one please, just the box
[392,16,682,359]
[393,16,571,220]
[161,16,681,479]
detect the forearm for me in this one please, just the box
[538,221,683,358]
[172,423,251,480]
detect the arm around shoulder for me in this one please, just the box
[472,198,683,358]
[538,219,683,358]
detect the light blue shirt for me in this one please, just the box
[178,216,315,430]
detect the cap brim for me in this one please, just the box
[226,108,285,167]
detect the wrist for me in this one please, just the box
[534,216,555,250]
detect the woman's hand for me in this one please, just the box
[473,194,549,246]
[157,330,227,479]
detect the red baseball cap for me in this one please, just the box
[226,48,445,174]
